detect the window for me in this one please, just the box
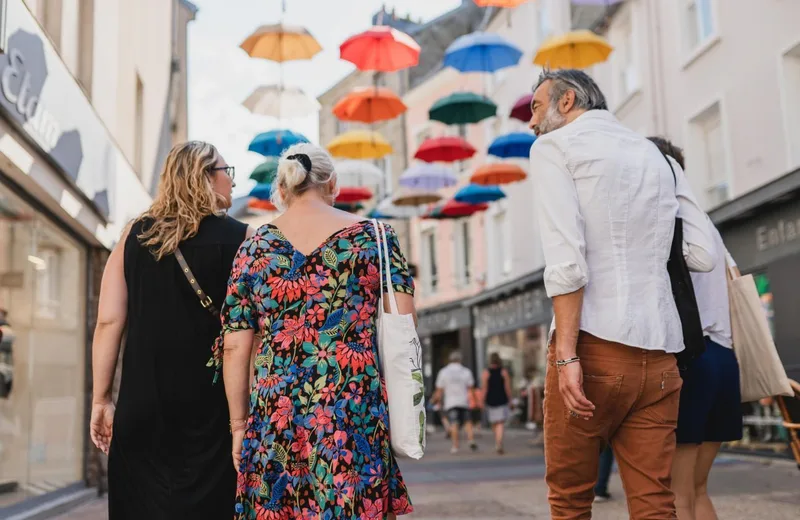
[41,0,63,51]
[781,43,800,167]
[421,229,438,293]
[134,74,145,176]
[453,220,471,287]
[613,13,638,102]
[493,210,511,277]
[684,0,714,51]
[34,247,61,320]
[415,126,432,148]
[690,102,729,208]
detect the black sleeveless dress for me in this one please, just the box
[485,366,509,407]
[108,215,247,519]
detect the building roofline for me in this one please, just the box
[710,166,800,227]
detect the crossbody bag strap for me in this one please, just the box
[174,247,220,317]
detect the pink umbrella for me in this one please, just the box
[510,93,533,122]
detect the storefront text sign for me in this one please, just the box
[417,306,471,337]
[756,218,800,252]
[473,288,551,339]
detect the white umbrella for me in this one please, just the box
[242,84,320,119]
[335,160,384,188]
[377,195,426,218]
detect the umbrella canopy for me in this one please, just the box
[377,197,419,219]
[243,85,320,119]
[248,129,309,157]
[366,207,395,219]
[248,198,277,212]
[327,130,393,159]
[249,183,273,201]
[340,26,421,72]
[534,30,613,69]
[249,158,279,184]
[336,186,373,203]
[510,93,533,122]
[332,87,406,123]
[399,164,458,191]
[444,32,523,73]
[474,0,529,6]
[488,132,537,158]
[454,184,506,204]
[441,200,489,218]
[335,160,383,187]
[392,190,442,207]
[570,0,623,4]
[240,24,322,62]
[429,92,497,125]
[471,163,528,185]
[415,137,476,163]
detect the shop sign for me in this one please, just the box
[720,199,800,272]
[417,306,471,337]
[473,287,551,339]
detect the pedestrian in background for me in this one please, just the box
[433,351,478,454]
[217,143,416,519]
[594,445,615,502]
[649,137,743,520]
[481,352,512,454]
[90,141,250,519]
[529,69,715,519]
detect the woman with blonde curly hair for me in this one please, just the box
[90,141,252,519]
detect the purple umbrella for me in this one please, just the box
[399,164,458,191]
[510,93,533,122]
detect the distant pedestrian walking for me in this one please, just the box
[594,445,614,502]
[434,351,477,454]
[482,353,512,454]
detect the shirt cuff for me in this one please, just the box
[543,262,588,297]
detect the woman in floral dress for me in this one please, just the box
[214,143,416,519]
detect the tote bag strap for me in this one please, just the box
[373,220,399,314]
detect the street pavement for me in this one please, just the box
[54,427,800,519]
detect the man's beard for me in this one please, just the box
[535,105,567,136]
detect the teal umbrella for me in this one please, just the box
[429,92,497,125]
[249,158,279,184]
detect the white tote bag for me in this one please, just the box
[374,220,426,459]
[727,263,793,402]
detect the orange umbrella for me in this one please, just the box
[474,0,529,6]
[332,87,407,123]
[240,24,322,62]
[248,199,277,212]
[470,163,528,185]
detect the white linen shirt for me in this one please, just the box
[435,362,474,411]
[691,221,735,349]
[530,110,716,353]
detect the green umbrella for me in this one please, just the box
[429,92,497,125]
[334,202,365,213]
[249,158,279,185]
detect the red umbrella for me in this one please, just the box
[510,93,533,122]
[440,200,489,218]
[248,198,277,212]
[336,186,373,203]
[414,137,476,163]
[340,26,421,72]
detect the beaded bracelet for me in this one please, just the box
[555,357,581,367]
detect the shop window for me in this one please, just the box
[683,0,715,53]
[781,42,800,168]
[33,247,61,320]
[453,220,471,287]
[420,228,438,294]
[689,102,729,209]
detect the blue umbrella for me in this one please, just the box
[248,129,309,157]
[444,32,523,73]
[366,207,395,220]
[454,184,506,204]
[249,183,273,201]
[488,132,537,158]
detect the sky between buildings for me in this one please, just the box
[187,0,462,197]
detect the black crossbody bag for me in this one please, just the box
[174,247,220,318]
[661,152,705,370]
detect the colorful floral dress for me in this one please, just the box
[212,220,415,520]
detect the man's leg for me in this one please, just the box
[447,408,461,452]
[611,351,681,519]
[464,412,477,450]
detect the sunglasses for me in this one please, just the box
[209,166,235,180]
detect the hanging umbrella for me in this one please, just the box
[327,130,392,159]
[366,206,395,219]
[332,87,406,123]
[336,186,373,203]
[421,203,446,220]
[570,0,623,4]
[454,184,506,204]
[249,158,279,184]
[340,26,421,72]
[429,92,497,125]
[534,30,613,69]
[399,164,458,191]
[510,93,533,122]
[248,198,277,212]
[488,132,537,158]
[240,23,322,62]
[441,200,489,218]
[444,32,523,73]
[415,137,476,163]
[243,85,320,119]
[248,130,309,157]
[334,202,365,212]
[249,183,273,201]
[377,197,420,219]
[474,0,529,6]
[335,160,383,187]
[392,190,442,207]
[471,163,528,185]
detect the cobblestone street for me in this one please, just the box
[55,428,800,519]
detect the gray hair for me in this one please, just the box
[533,68,607,111]
[272,143,338,210]
[449,351,463,363]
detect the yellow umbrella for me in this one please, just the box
[533,30,613,69]
[327,130,393,160]
[240,23,322,62]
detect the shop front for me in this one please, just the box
[0,0,150,512]
[416,303,473,393]
[469,271,552,426]
[712,167,800,456]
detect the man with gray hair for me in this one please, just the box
[433,350,477,454]
[528,69,716,518]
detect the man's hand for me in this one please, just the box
[557,362,594,420]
